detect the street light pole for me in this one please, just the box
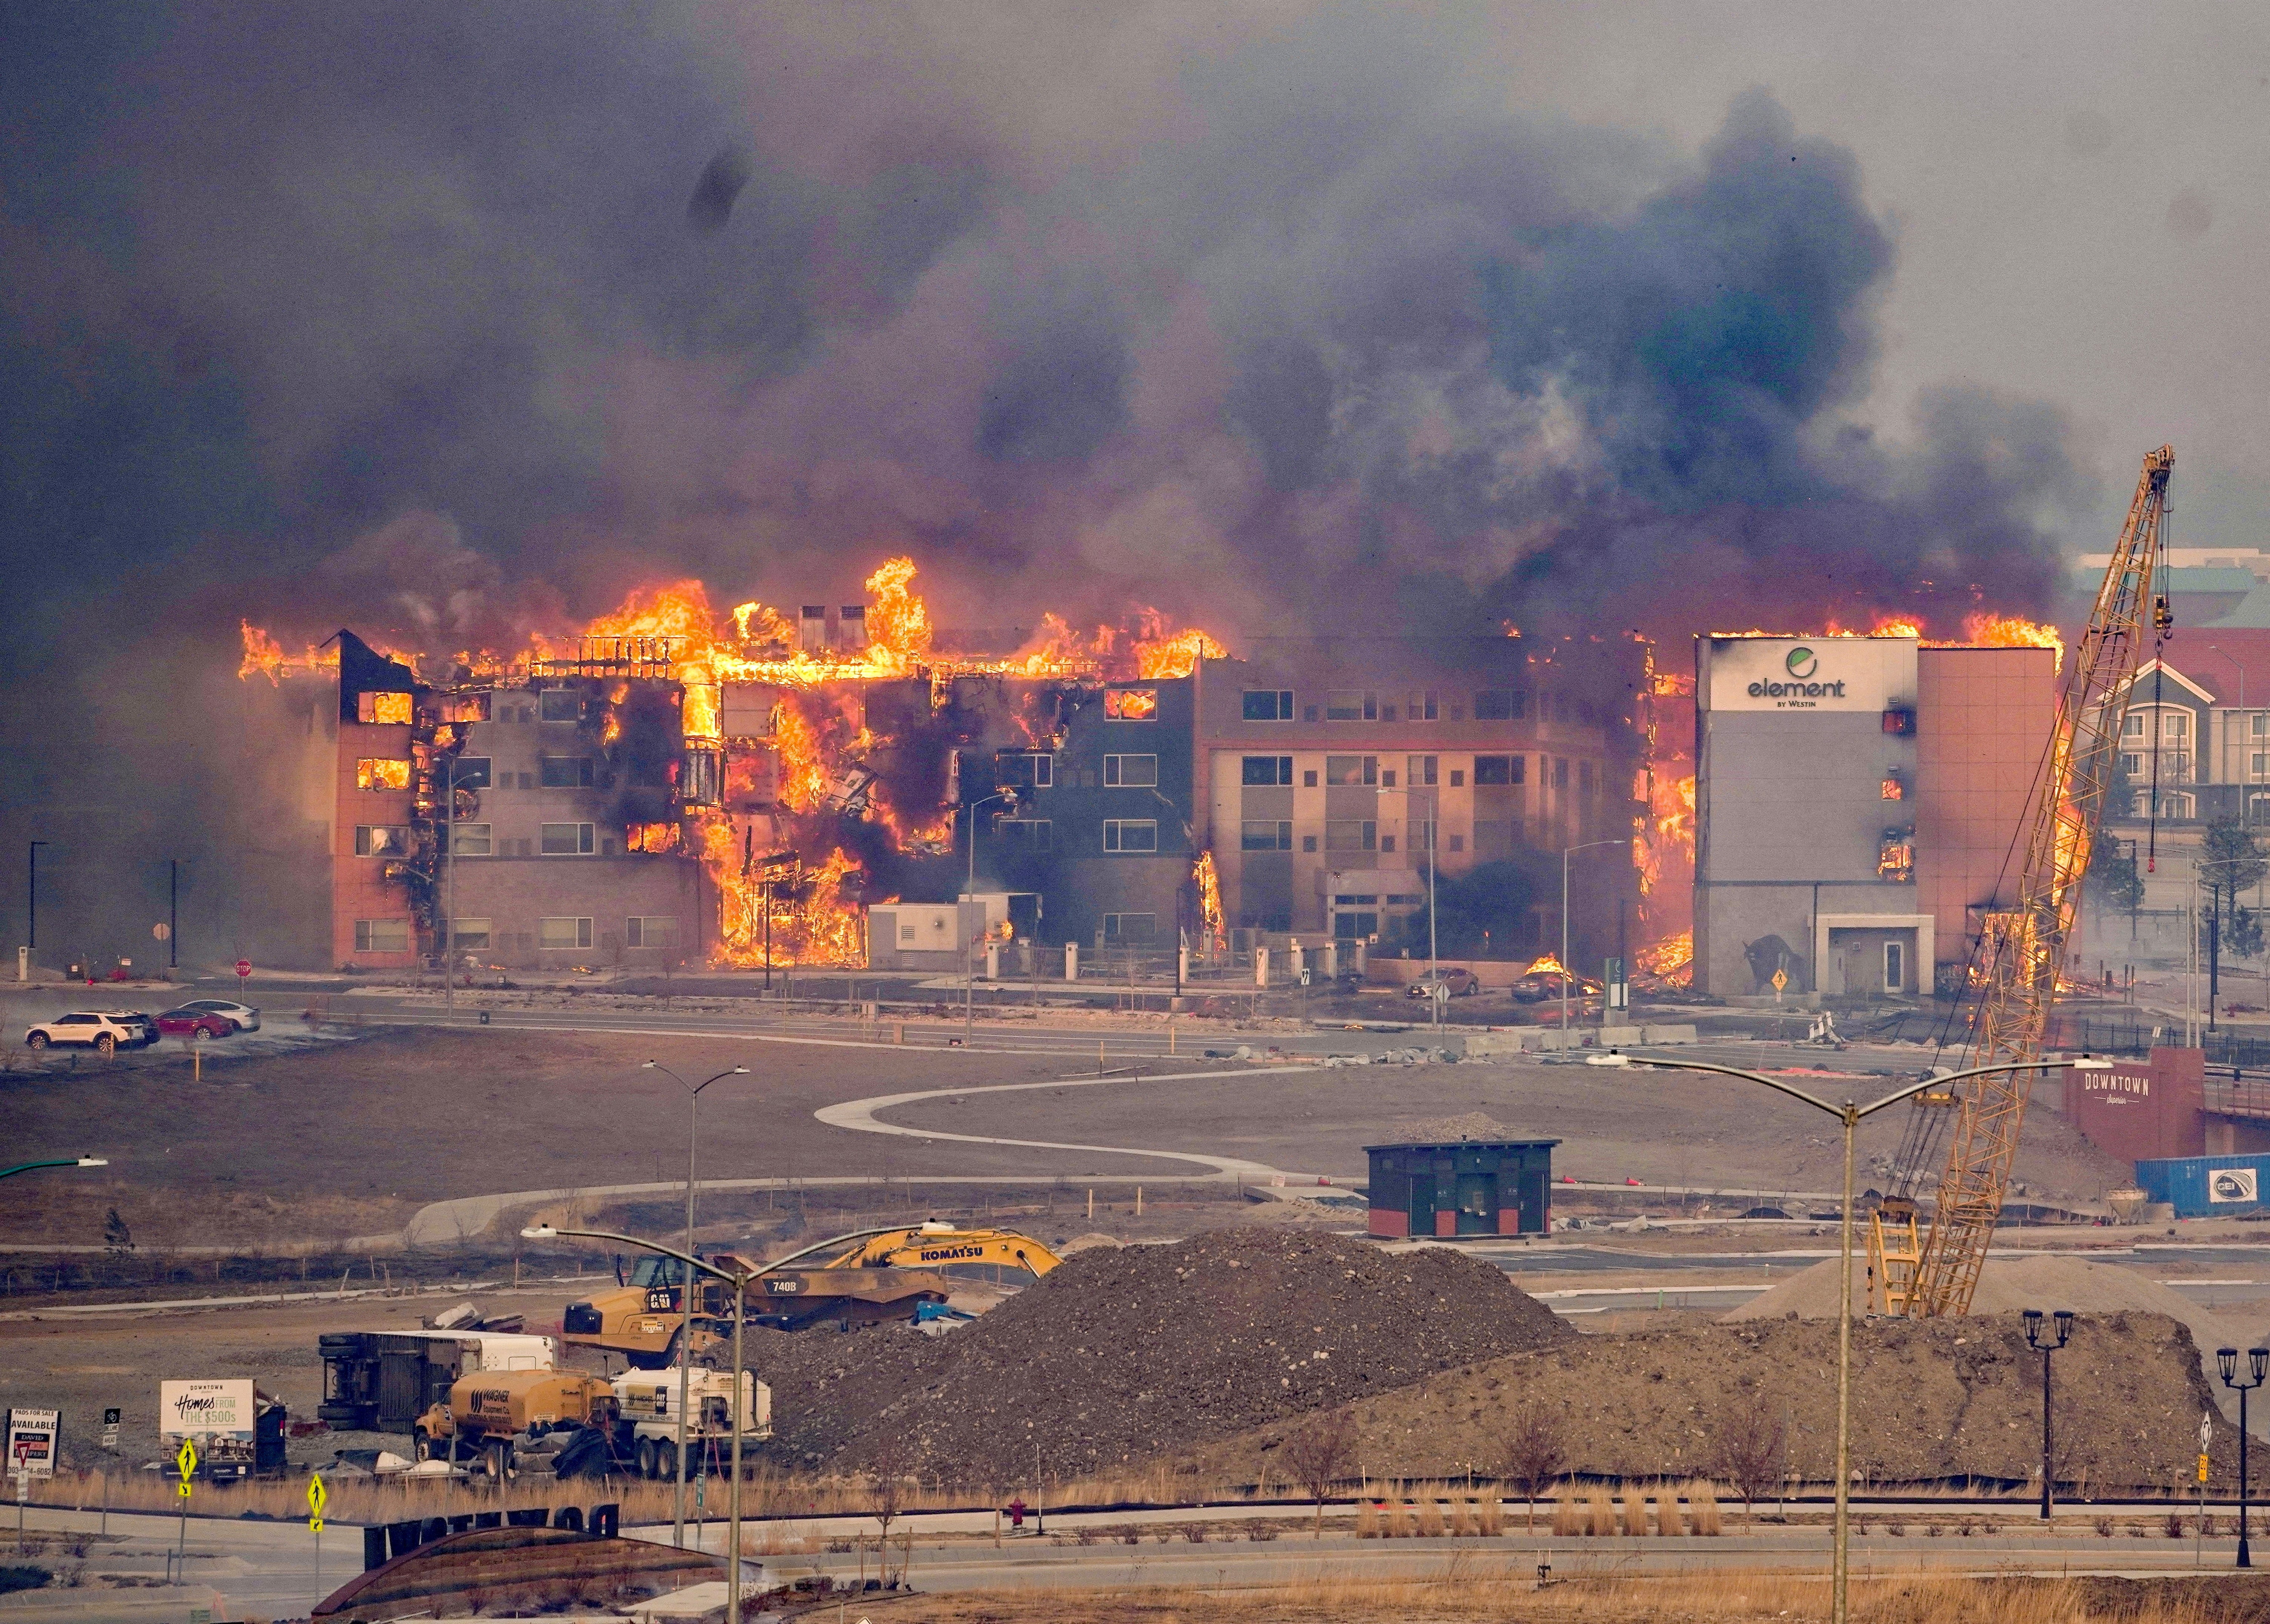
[28,841,47,960]
[0,1157,108,1182]
[1587,1051,2111,1624]
[1559,839,1622,1033]
[2022,1309,2073,1519]
[168,860,179,974]
[2220,1345,2268,1568]
[640,1062,749,1550]
[444,759,457,1014]
[525,1225,753,1623]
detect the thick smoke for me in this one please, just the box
[0,2,2095,963]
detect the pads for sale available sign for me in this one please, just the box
[6,1409,59,1479]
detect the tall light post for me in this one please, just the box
[1587,1051,2111,1624]
[27,841,48,964]
[526,1225,753,1621]
[443,758,458,1014]
[0,1156,107,1182]
[641,1061,750,1550]
[1559,839,1623,1032]
[2220,1345,2269,1568]
[2021,1309,2073,1519]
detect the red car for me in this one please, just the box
[157,1007,234,1040]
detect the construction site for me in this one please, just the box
[15,8,2270,1618]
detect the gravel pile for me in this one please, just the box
[754,1229,1568,1483]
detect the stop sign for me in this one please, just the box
[235,959,251,979]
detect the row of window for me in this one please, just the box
[352,916,676,954]
[1239,688,1556,724]
[988,819,1163,853]
[355,756,602,792]
[1241,817,1536,855]
[1240,754,1581,790]
[355,822,601,856]
[356,689,586,727]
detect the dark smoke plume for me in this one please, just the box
[0,3,2096,964]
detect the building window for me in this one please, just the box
[1474,755,1514,786]
[2254,714,2270,739]
[2165,712,2189,740]
[1333,893,1381,905]
[999,819,1053,850]
[626,917,678,949]
[438,693,490,723]
[1326,819,1377,851]
[355,757,412,791]
[1407,755,1437,787]
[1447,833,1464,852]
[538,916,594,950]
[353,825,412,857]
[2253,753,2270,779]
[1474,690,1525,721]
[353,919,410,954]
[1878,831,1915,884]
[1104,687,1158,720]
[449,918,492,952]
[540,689,582,722]
[1407,692,1439,722]
[1325,755,1378,787]
[1325,690,1377,721]
[996,751,1053,789]
[540,822,596,855]
[1102,912,1157,942]
[1242,756,1294,786]
[356,691,413,725]
[1302,768,1319,788]
[1414,819,1436,851]
[1380,833,1397,852]
[446,756,492,788]
[1448,768,1466,788]
[1881,774,1905,800]
[1102,819,1158,853]
[2119,753,2144,777]
[1241,820,1293,851]
[1242,690,1294,721]
[540,756,596,788]
[446,823,493,856]
[1103,754,1159,787]
[1333,911,1379,940]
[1301,834,1319,853]
[2122,712,2145,738]
[1551,758,1569,789]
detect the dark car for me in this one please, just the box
[157,1007,235,1041]
[1404,967,1485,999]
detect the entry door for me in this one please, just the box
[1884,940,1905,993]
[1454,1173,1493,1236]
[1407,1178,1434,1238]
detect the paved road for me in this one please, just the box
[5,1500,2254,1619]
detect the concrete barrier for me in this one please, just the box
[1640,1023,1699,1044]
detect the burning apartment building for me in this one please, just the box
[278,556,1670,976]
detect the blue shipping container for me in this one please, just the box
[2135,1154,2270,1218]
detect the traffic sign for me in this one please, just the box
[153,923,171,942]
[176,1437,198,1497]
[1770,968,1789,991]
[101,1407,120,1452]
[234,959,251,980]
[306,1472,326,1533]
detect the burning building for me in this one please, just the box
[1693,632,2058,998]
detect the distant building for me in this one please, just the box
[1693,634,2057,998]
[1196,639,1646,949]
[1365,1136,1559,1238]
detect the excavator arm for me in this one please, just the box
[757,1222,1065,1278]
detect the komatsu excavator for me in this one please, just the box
[561,1221,1065,1366]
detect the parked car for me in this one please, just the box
[1404,967,1485,999]
[157,1007,236,1041]
[177,997,260,1032]
[25,1012,159,1053]
[1509,971,1604,1003]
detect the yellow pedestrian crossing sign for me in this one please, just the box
[175,1438,197,1498]
[1770,968,1788,992]
[307,1472,326,1532]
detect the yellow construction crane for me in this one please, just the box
[1872,445,2173,1317]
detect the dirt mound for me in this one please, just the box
[1390,1111,1535,1143]
[1725,1252,2267,1435]
[765,1229,1569,1483]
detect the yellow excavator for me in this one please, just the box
[561,1222,1065,1365]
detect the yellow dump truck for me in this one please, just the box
[412,1369,619,1479]
[560,1222,1063,1367]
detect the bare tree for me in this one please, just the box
[1500,1400,1567,1532]
[1712,1391,1785,1521]
[1282,1411,1358,1538]
[868,1434,910,1583]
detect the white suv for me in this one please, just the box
[26,1012,159,1053]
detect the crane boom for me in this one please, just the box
[1896,445,2172,1317]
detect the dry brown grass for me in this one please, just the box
[861,1571,2244,1624]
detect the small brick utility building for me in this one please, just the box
[1365,1136,1558,1238]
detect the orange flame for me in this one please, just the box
[1961,612,2064,672]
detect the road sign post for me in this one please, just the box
[309,1471,326,1598]
[175,1436,197,1570]
[234,959,251,987]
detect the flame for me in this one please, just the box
[865,557,933,667]
[1650,671,1696,697]
[238,621,341,684]
[1193,850,1226,948]
[1131,608,1226,679]
[1961,613,2065,672]
[1524,953,1569,978]
[1636,930,1693,986]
